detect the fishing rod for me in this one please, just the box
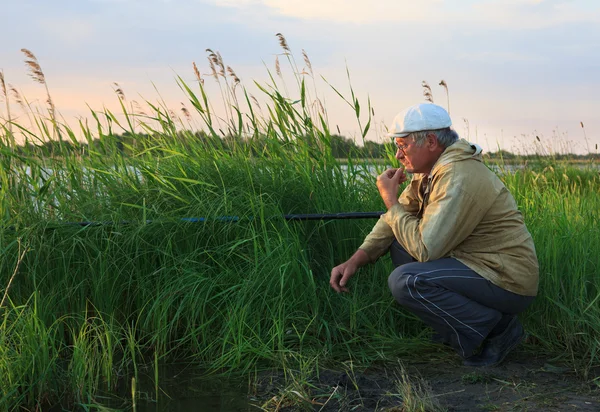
[68,211,385,227]
[4,211,385,231]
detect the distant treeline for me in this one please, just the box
[12,131,390,159]
[11,131,599,161]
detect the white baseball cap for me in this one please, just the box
[386,103,452,138]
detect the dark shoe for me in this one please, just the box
[431,332,451,347]
[463,317,525,367]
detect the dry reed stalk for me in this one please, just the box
[206,56,219,79]
[439,79,450,114]
[302,49,313,77]
[226,65,241,110]
[314,98,325,115]
[580,121,591,154]
[250,94,261,111]
[273,33,300,96]
[0,70,12,137]
[0,71,6,98]
[463,117,470,139]
[216,52,225,76]
[0,239,29,309]
[113,82,126,101]
[9,85,37,134]
[180,103,191,121]
[9,85,23,107]
[21,48,59,139]
[132,100,147,116]
[206,49,235,124]
[422,80,434,103]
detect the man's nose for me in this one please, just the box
[396,149,405,160]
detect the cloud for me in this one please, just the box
[212,0,446,23]
[456,50,541,63]
[472,0,599,29]
[209,0,599,28]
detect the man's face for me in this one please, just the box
[394,135,440,174]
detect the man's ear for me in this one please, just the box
[425,132,440,151]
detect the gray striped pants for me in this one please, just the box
[388,241,534,358]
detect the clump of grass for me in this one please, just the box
[387,362,446,412]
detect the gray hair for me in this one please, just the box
[410,128,459,148]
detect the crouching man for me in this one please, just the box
[330,103,539,367]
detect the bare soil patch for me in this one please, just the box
[253,349,600,411]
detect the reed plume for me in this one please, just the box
[275,55,281,76]
[275,33,291,53]
[226,66,240,86]
[22,49,45,84]
[193,62,204,85]
[206,49,225,77]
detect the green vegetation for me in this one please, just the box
[1,41,599,411]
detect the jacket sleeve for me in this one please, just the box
[382,167,493,262]
[358,179,420,262]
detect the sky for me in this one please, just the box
[1,0,599,154]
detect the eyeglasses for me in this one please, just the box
[395,141,410,152]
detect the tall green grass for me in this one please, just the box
[0,43,598,410]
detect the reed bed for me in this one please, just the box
[0,42,599,410]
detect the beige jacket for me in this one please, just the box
[359,139,539,296]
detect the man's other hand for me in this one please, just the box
[376,168,407,209]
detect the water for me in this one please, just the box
[126,365,252,412]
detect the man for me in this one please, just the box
[330,102,539,367]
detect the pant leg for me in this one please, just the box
[387,243,534,358]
